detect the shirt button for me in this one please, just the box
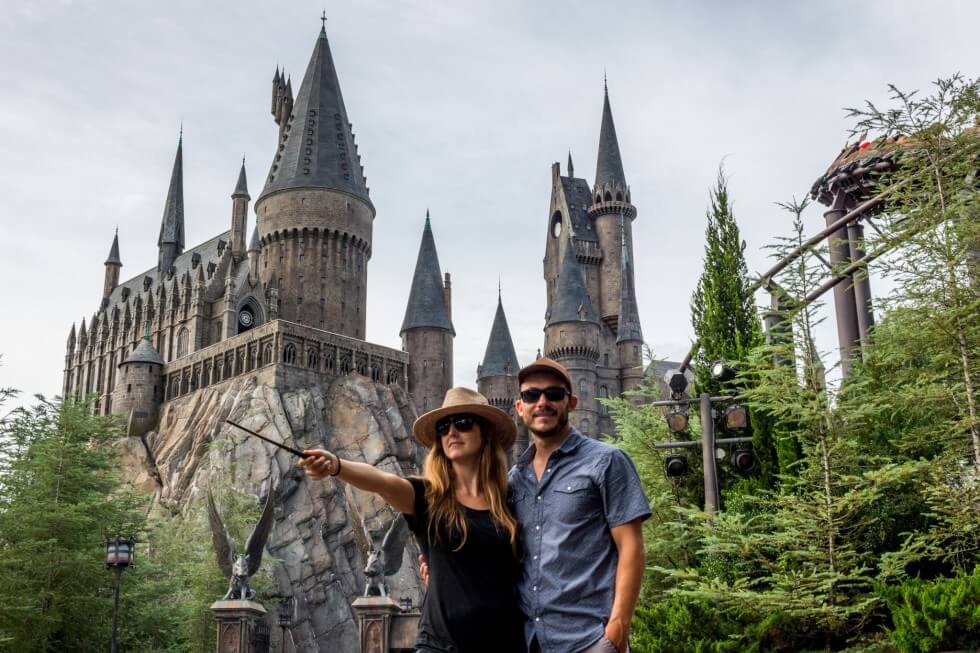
[535,525,540,530]
[566,485,572,490]
[533,555,538,560]
[532,585,537,591]
[536,495,541,501]
[535,617,541,622]
[546,468,551,473]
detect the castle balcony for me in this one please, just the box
[160,319,409,402]
[572,239,603,266]
[586,200,636,221]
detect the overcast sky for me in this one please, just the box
[1,0,978,409]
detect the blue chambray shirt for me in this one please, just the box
[508,428,651,653]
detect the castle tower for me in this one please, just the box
[112,331,164,436]
[157,133,185,274]
[544,240,600,433]
[616,215,644,400]
[255,22,373,338]
[103,230,122,299]
[401,213,453,412]
[587,82,637,329]
[230,159,250,262]
[477,289,526,456]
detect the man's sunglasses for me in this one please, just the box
[435,415,478,437]
[519,386,569,403]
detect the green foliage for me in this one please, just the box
[0,396,146,652]
[882,568,980,652]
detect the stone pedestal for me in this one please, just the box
[352,596,403,653]
[211,599,267,653]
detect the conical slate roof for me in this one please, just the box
[123,335,163,366]
[617,218,643,343]
[259,24,370,206]
[547,240,597,325]
[158,135,185,250]
[479,293,520,379]
[594,83,627,193]
[401,215,453,334]
[105,230,122,266]
[248,225,260,251]
[233,159,249,198]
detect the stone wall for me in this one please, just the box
[124,370,426,653]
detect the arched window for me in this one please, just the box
[283,343,297,365]
[603,191,612,202]
[263,344,273,367]
[615,191,623,202]
[598,385,609,416]
[175,327,189,358]
[578,378,589,396]
[307,348,319,369]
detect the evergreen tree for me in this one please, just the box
[0,396,147,651]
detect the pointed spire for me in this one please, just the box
[274,66,281,84]
[260,20,371,206]
[478,292,520,379]
[232,157,249,198]
[548,241,597,325]
[157,132,185,271]
[401,214,453,334]
[617,213,643,343]
[594,80,627,195]
[567,150,574,178]
[105,228,122,266]
[67,322,76,348]
[248,225,260,252]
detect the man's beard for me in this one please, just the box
[527,409,569,440]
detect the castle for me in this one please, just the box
[62,19,646,442]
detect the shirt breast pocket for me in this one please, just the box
[552,477,597,519]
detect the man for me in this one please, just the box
[510,357,649,653]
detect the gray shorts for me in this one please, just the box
[530,636,628,653]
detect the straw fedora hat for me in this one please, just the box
[413,387,517,450]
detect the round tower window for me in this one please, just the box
[551,216,562,239]
[239,309,255,331]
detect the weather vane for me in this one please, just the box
[321,10,327,29]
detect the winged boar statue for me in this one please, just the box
[207,486,276,601]
[362,516,410,598]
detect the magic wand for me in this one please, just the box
[226,420,311,458]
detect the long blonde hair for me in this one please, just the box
[423,418,520,556]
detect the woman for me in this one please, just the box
[298,387,526,653]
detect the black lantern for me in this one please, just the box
[665,406,689,433]
[278,596,296,653]
[105,537,135,569]
[105,536,136,653]
[730,446,757,474]
[664,454,689,478]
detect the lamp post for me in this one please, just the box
[277,596,295,653]
[105,536,136,653]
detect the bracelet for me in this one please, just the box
[329,453,342,477]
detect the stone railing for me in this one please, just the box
[161,320,409,402]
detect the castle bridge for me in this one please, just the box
[161,319,408,402]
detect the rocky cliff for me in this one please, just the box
[122,371,426,652]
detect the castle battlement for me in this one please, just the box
[161,319,407,402]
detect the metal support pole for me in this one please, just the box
[824,193,861,378]
[764,284,795,368]
[110,566,122,653]
[700,393,720,514]
[847,221,875,351]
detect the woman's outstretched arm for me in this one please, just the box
[298,449,416,515]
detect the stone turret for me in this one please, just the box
[401,213,454,412]
[587,82,637,326]
[477,289,526,457]
[616,216,644,399]
[231,159,250,261]
[248,225,261,280]
[103,229,122,299]
[256,22,373,338]
[157,132,185,274]
[112,332,163,436]
[544,241,600,432]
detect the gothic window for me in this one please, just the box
[578,378,589,396]
[580,418,591,434]
[370,364,381,382]
[238,306,256,334]
[615,191,623,202]
[283,343,297,365]
[176,327,189,358]
[307,348,319,369]
[263,344,273,366]
[598,385,609,416]
[604,353,609,367]
[603,191,612,202]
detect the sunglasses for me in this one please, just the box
[435,415,478,437]
[519,386,569,403]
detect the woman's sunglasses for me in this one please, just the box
[519,386,569,403]
[435,414,478,437]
